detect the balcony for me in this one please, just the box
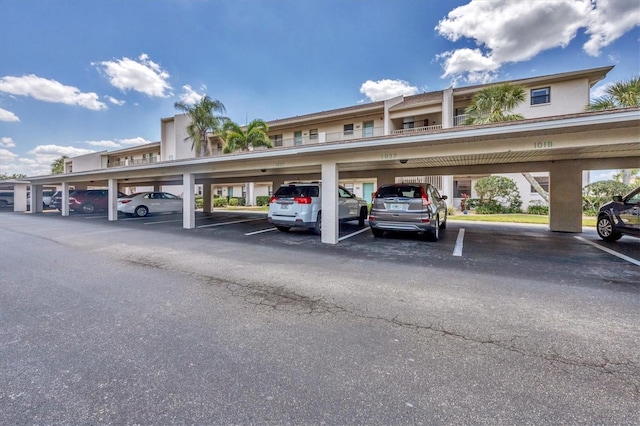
[391,124,442,135]
[107,157,159,168]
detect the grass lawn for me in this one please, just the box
[449,213,597,227]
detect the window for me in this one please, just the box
[343,124,354,135]
[403,117,415,129]
[217,143,223,151]
[454,179,471,198]
[363,121,374,137]
[530,176,549,194]
[270,134,283,147]
[309,129,318,140]
[531,87,550,105]
[294,131,302,146]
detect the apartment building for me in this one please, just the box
[66,66,612,207]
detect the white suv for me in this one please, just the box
[268,182,368,234]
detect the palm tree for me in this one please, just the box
[174,96,227,157]
[464,83,549,203]
[222,119,272,153]
[589,76,640,184]
[589,76,640,110]
[51,156,68,174]
[464,83,526,125]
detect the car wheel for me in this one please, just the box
[135,205,149,217]
[80,203,95,214]
[597,215,622,241]
[427,216,440,241]
[313,212,322,235]
[358,206,367,226]
[371,228,384,238]
[276,225,291,232]
[439,212,447,230]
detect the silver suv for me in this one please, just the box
[369,183,447,241]
[268,182,368,234]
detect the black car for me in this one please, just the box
[596,186,640,241]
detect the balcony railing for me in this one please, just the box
[391,124,442,135]
[107,157,159,168]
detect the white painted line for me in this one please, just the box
[143,219,183,225]
[574,236,640,267]
[197,218,264,228]
[338,227,371,242]
[453,228,465,257]
[83,215,108,219]
[245,227,279,236]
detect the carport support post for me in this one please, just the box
[13,183,28,212]
[108,179,118,221]
[549,164,582,233]
[30,184,43,213]
[183,173,196,229]
[61,182,70,216]
[202,179,213,213]
[321,161,339,245]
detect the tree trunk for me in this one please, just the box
[522,173,549,204]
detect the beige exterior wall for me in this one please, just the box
[514,78,590,119]
[69,152,105,173]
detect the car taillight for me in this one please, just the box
[120,199,132,204]
[294,196,312,204]
[422,196,431,207]
[269,196,277,203]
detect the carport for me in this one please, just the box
[20,107,640,244]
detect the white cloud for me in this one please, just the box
[0,148,18,161]
[119,137,152,146]
[85,137,152,148]
[435,0,640,83]
[1,137,16,148]
[179,85,205,105]
[105,95,125,106]
[0,107,20,122]
[96,53,172,98]
[0,75,107,110]
[86,140,122,148]
[359,79,419,102]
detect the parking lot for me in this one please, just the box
[7,207,639,285]
[1,208,638,424]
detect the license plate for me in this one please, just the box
[280,204,289,210]
[390,203,405,210]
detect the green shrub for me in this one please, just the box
[475,200,507,214]
[447,206,456,216]
[527,201,548,215]
[256,196,271,206]
[195,195,203,209]
[214,197,228,207]
[228,197,239,207]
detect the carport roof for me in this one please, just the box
[25,106,640,185]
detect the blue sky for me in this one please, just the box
[0,0,638,177]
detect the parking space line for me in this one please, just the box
[83,215,108,219]
[143,219,183,225]
[245,228,278,236]
[197,218,264,228]
[453,228,465,257]
[338,227,371,242]
[574,236,640,266]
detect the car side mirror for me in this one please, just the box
[613,195,623,202]
[441,195,448,200]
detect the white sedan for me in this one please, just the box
[118,192,183,217]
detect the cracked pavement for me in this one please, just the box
[1,212,639,424]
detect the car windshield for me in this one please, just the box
[377,186,422,198]
[275,185,319,198]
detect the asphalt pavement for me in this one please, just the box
[1,211,638,424]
